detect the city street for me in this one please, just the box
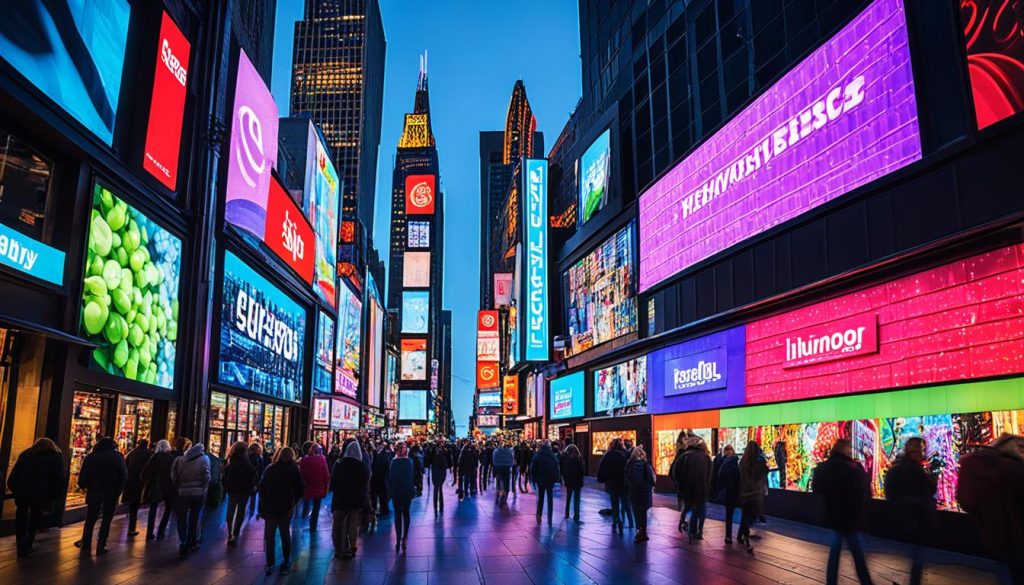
[0,480,1001,585]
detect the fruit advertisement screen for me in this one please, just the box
[82,183,181,389]
[566,224,636,355]
[578,129,610,224]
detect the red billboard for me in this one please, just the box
[503,375,519,415]
[143,12,190,191]
[405,175,436,215]
[478,310,498,334]
[960,0,1024,129]
[477,363,499,389]
[265,175,315,283]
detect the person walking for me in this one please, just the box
[713,445,741,544]
[560,444,585,522]
[427,442,450,515]
[259,447,304,576]
[670,432,692,531]
[492,441,514,506]
[883,437,936,585]
[678,438,712,543]
[596,438,629,534]
[122,439,154,538]
[530,441,560,524]
[7,438,64,557]
[480,442,493,491]
[140,439,177,539]
[300,444,330,532]
[330,441,370,560]
[773,438,788,490]
[813,438,875,585]
[388,442,415,552]
[246,442,266,518]
[516,442,533,493]
[74,437,127,555]
[370,443,393,517]
[410,442,425,497]
[171,441,210,556]
[624,445,656,543]
[222,441,258,546]
[738,441,768,552]
[457,442,479,499]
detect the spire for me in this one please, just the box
[399,53,435,149]
[503,80,536,164]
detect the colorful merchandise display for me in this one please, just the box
[591,430,637,455]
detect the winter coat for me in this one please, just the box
[122,447,154,504]
[259,461,304,519]
[77,438,128,504]
[596,446,628,495]
[956,446,1024,561]
[248,452,266,481]
[370,450,392,492]
[222,455,259,496]
[331,457,370,512]
[714,455,741,506]
[884,456,937,537]
[458,448,479,475]
[560,456,585,489]
[812,453,870,532]
[516,446,533,469]
[7,448,64,506]
[676,446,712,504]
[141,450,177,503]
[387,457,415,504]
[530,446,561,488]
[492,446,515,468]
[428,449,450,481]
[480,447,493,466]
[625,459,656,508]
[774,442,787,467]
[300,454,330,499]
[171,444,211,498]
[739,455,769,512]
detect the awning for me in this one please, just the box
[0,312,98,348]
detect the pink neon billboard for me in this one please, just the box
[745,244,1024,405]
[639,0,922,292]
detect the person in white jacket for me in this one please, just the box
[171,442,210,557]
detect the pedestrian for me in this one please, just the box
[7,437,64,557]
[427,442,450,515]
[560,444,585,522]
[530,441,560,524]
[813,438,874,585]
[480,442,493,491]
[327,443,342,473]
[678,437,712,543]
[713,445,741,544]
[246,442,266,518]
[259,447,304,576]
[140,439,177,539]
[300,444,330,532]
[774,437,788,490]
[624,445,656,543]
[458,442,479,499]
[956,433,1024,584]
[669,435,691,532]
[330,441,370,560]
[410,441,425,497]
[883,437,936,585]
[122,439,154,538]
[492,441,514,506]
[371,443,392,517]
[222,441,258,546]
[388,442,415,553]
[516,442,533,493]
[171,441,210,556]
[738,441,768,552]
[74,437,127,556]
[596,437,629,534]
[206,447,223,509]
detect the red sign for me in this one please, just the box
[405,175,436,215]
[477,363,499,389]
[782,314,878,369]
[478,310,498,335]
[503,375,519,415]
[265,176,315,283]
[143,12,190,191]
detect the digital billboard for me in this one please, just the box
[493,273,513,307]
[335,284,361,398]
[638,0,922,292]
[399,389,427,420]
[143,12,190,191]
[549,371,585,420]
[307,126,339,307]
[313,311,334,393]
[401,338,427,381]
[478,415,500,427]
[648,327,745,414]
[385,352,399,411]
[367,289,384,407]
[224,49,279,239]
[218,250,305,402]
[594,356,647,416]
[405,175,436,215]
[0,1,130,145]
[578,129,610,224]
[0,221,65,286]
[401,291,429,334]
[264,174,315,282]
[503,375,519,416]
[478,391,501,408]
[312,397,330,426]
[522,159,548,362]
[566,224,637,355]
[82,183,181,389]
[403,251,430,287]
[408,221,430,248]
[960,0,1024,129]
[476,362,499,389]
[332,398,359,430]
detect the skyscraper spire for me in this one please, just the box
[503,80,536,164]
[399,53,436,149]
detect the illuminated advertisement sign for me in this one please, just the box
[367,285,384,407]
[399,389,427,420]
[477,337,500,362]
[82,183,181,389]
[401,291,429,334]
[225,49,279,238]
[478,310,499,335]
[578,129,610,224]
[522,159,548,361]
[306,126,339,307]
[746,244,1024,405]
[401,338,427,381]
[385,352,399,411]
[476,362,499,389]
[408,221,430,248]
[478,391,501,408]
[265,175,315,282]
[313,311,334,393]
[503,375,519,416]
[218,251,305,403]
[648,326,745,414]
[549,371,585,420]
[494,273,513,307]
[594,356,647,416]
[960,0,1024,129]
[312,397,330,426]
[0,0,129,145]
[335,284,361,398]
[638,0,921,292]
[405,175,435,215]
[566,224,636,355]
[0,221,65,286]
[143,12,190,190]
[403,251,430,287]
[332,398,359,430]
[478,415,500,427]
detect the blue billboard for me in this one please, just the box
[523,159,548,362]
[647,325,746,414]
[401,290,429,334]
[399,389,427,421]
[549,371,585,420]
[578,129,610,224]
[313,311,334,393]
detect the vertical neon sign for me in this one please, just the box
[523,159,548,361]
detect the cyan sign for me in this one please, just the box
[664,346,728,397]
[523,158,548,362]
[0,222,65,286]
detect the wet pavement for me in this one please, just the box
[0,478,1005,584]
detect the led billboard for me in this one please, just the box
[478,415,500,427]
[312,397,330,426]
[264,174,315,282]
[408,221,430,248]
[478,391,501,408]
[959,0,1024,129]
[399,389,427,420]
[405,175,436,215]
[648,326,746,414]
[594,356,647,416]
[403,251,430,287]
[307,126,339,307]
[522,159,548,361]
[638,0,922,292]
[578,129,610,224]
[549,371,585,420]
[493,273,513,307]
[401,338,427,381]
[476,362,499,389]
[332,398,359,430]
[143,12,190,190]
[503,375,519,416]
[313,311,334,393]
[401,291,429,334]
[335,284,361,398]
[566,224,636,355]
[367,287,384,407]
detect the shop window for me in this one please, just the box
[114,396,153,455]
[67,391,111,508]
[0,128,52,243]
[591,430,637,456]
[0,331,46,520]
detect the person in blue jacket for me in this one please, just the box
[387,442,416,553]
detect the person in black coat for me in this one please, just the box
[596,438,629,534]
[884,438,936,585]
[74,437,128,555]
[247,442,266,517]
[624,445,657,543]
[259,447,304,576]
[813,438,874,585]
[457,444,479,499]
[7,438,65,557]
[122,439,154,537]
[530,442,560,524]
[222,441,259,545]
[426,442,450,515]
[560,444,585,521]
[713,445,741,543]
[676,439,712,542]
[140,440,178,539]
[370,444,393,516]
[331,441,370,559]
[774,438,788,490]
[479,443,494,491]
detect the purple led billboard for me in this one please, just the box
[638,0,921,292]
[647,326,746,414]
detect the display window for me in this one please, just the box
[67,391,111,508]
[591,430,636,455]
[207,391,291,458]
[114,396,153,455]
[651,411,720,476]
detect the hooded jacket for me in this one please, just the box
[259,458,304,519]
[530,445,561,488]
[7,446,65,505]
[560,450,585,489]
[77,438,128,503]
[596,446,628,495]
[388,456,415,504]
[171,444,211,498]
[331,442,370,512]
[625,458,657,507]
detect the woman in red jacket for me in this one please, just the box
[299,444,330,532]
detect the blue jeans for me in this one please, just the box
[617,493,634,527]
[175,494,204,547]
[826,530,873,585]
[564,487,581,519]
[688,500,707,537]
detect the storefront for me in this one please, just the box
[207,390,291,458]
[587,415,651,476]
[650,411,719,492]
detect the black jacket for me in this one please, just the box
[141,450,178,503]
[480,447,493,466]
[714,455,741,506]
[77,438,128,503]
[884,456,937,534]
[812,453,870,531]
[330,457,370,512]
[560,456,585,489]
[675,446,713,504]
[259,461,304,519]
[530,447,560,488]
[458,447,479,474]
[596,447,628,495]
[370,450,392,492]
[7,448,65,505]
[122,447,154,504]
[222,455,259,495]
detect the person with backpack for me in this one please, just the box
[530,441,560,524]
[330,441,370,560]
[624,445,656,543]
[560,444,585,522]
[299,443,330,532]
[140,439,177,539]
[7,438,64,557]
[222,441,258,546]
[74,437,128,556]
[259,447,304,576]
[738,441,768,552]
[122,439,154,538]
[171,441,210,556]
[813,438,874,585]
[596,437,629,534]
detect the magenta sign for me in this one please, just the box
[225,49,279,237]
[639,0,921,292]
[782,314,878,369]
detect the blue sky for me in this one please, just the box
[273,1,582,437]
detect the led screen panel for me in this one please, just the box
[401,338,427,381]
[638,0,922,292]
[0,0,130,145]
[566,224,636,355]
[313,311,334,393]
[594,356,647,416]
[476,362,499,389]
[399,389,427,420]
[218,251,305,402]
[334,285,361,398]
[549,371,585,420]
[959,0,1024,129]
[478,415,500,427]
[385,352,399,411]
[403,251,430,287]
[264,175,315,282]
[401,291,429,334]
[82,183,181,389]
[143,12,190,190]
[307,126,339,307]
[578,129,610,224]
[478,391,501,408]
[332,398,359,430]
[522,159,548,361]
[648,325,746,414]
[405,175,436,215]
[367,294,384,407]
[408,221,430,248]
[312,397,330,426]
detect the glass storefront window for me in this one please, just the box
[210,392,226,428]
[0,332,46,520]
[591,430,636,455]
[115,396,153,454]
[67,391,110,508]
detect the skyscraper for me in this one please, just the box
[232,0,277,85]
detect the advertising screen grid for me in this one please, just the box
[566,225,637,355]
[408,221,430,248]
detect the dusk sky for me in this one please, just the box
[272,1,582,435]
